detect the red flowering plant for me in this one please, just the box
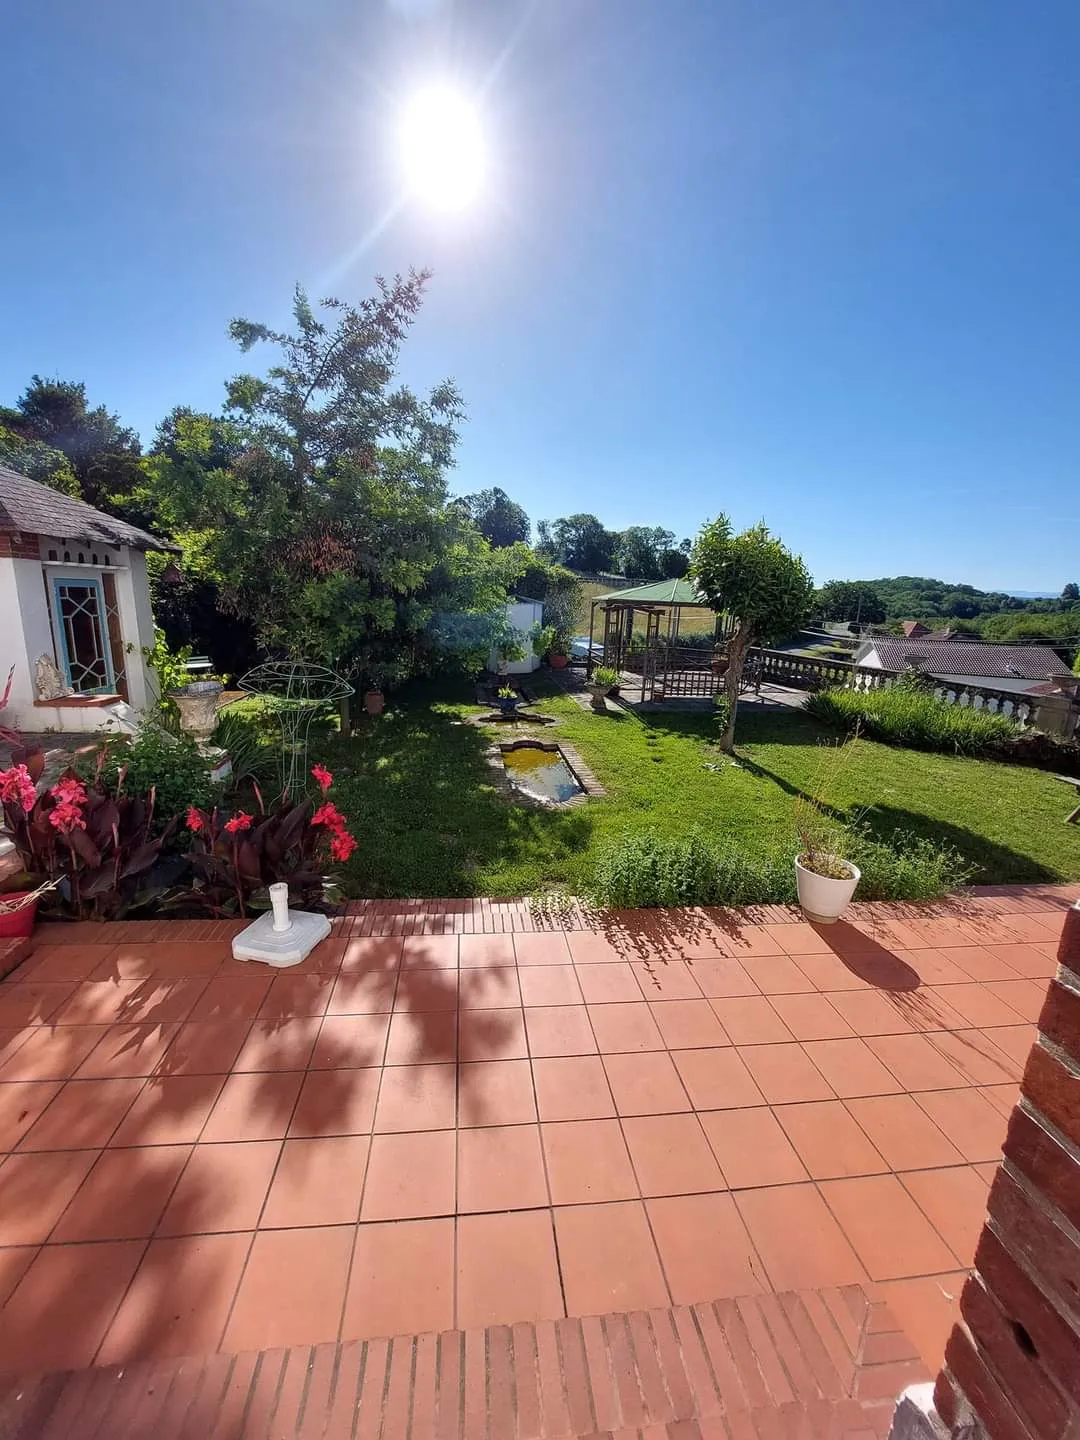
[183,765,358,916]
[0,748,179,920]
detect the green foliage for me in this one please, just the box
[805,686,1019,756]
[592,665,620,689]
[211,709,281,796]
[457,487,530,547]
[814,580,886,625]
[139,626,192,729]
[82,722,216,835]
[536,514,618,572]
[616,526,677,581]
[0,424,79,495]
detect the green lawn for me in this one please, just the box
[316,680,1080,899]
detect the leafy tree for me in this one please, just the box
[1063,582,1079,603]
[660,547,690,579]
[814,580,886,625]
[1,376,143,513]
[457,486,530,547]
[691,515,814,752]
[538,513,618,572]
[616,526,676,580]
[0,424,79,495]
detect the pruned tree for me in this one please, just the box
[691,515,815,752]
[458,486,530,547]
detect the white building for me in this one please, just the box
[489,597,544,675]
[0,464,178,733]
[854,634,1072,696]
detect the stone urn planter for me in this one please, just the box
[170,680,225,743]
[794,854,860,924]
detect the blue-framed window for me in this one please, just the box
[51,576,116,694]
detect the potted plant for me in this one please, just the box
[0,880,56,940]
[792,735,862,923]
[588,665,619,711]
[497,685,520,716]
[549,647,569,670]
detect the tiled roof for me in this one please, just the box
[865,635,1070,680]
[0,463,178,552]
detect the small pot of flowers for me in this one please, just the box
[497,685,520,716]
[588,665,619,710]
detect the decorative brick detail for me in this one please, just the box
[0,531,41,559]
[943,1326,1039,1440]
[1056,902,1080,973]
[1019,1043,1080,1153]
[1002,1107,1080,1234]
[959,1278,1070,1440]
[1035,980,1080,1066]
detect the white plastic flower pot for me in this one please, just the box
[794,855,860,924]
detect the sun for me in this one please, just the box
[399,86,485,211]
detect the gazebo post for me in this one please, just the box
[588,599,598,680]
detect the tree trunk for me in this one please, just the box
[339,694,352,737]
[719,623,753,754]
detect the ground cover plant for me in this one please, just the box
[806,685,1020,756]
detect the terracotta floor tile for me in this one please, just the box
[360,1130,456,1220]
[648,1192,766,1302]
[222,1225,353,1351]
[0,1247,38,1309]
[981,1025,1035,1068]
[49,977,148,1026]
[740,1044,835,1104]
[199,1070,304,1143]
[344,1218,455,1338]
[888,990,968,1034]
[912,1088,1009,1163]
[718,925,790,958]
[257,972,337,1020]
[980,1082,1021,1119]
[52,1144,192,1241]
[672,1048,765,1109]
[457,1124,548,1211]
[819,1174,958,1281]
[0,980,75,1027]
[98,1230,252,1364]
[875,1273,967,1373]
[802,1039,904,1098]
[709,996,793,1045]
[458,933,516,967]
[622,1113,725,1196]
[690,959,761,999]
[532,1055,615,1121]
[981,980,1047,1024]
[260,1135,370,1228]
[288,1068,380,1137]
[648,999,729,1049]
[764,923,836,956]
[900,1166,992,1265]
[18,1077,144,1151]
[384,1010,458,1066]
[897,949,977,986]
[602,1051,691,1115]
[513,932,571,966]
[457,1210,564,1328]
[733,1184,866,1290]
[518,966,584,1007]
[458,1009,528,1062]
[110,1074,225,1147]
[767,994,855,1042]
[739,955,818,994]
[157,1020,253,1078]
[311,1013,391,1069]
[0,1149,96,1243]
[864,1033,969,1092]
[458,1059,537,1127]
[526,1006,598,1057]
[825,991,916,1036]
[631,960,703,1001]
[976,946,1048,979]
[786,951,876,992]
[336,936,403,973]
[373,1063,457,1132]
[845,1095,964,1171]
[21,943,116,982]
[0,1024,108,1081]
[699,1107,807,1189]
[565,929,642,963]
[396,971,461,1014]
[922,1029,1019,1086]
[775,1100,889,1180]
[100,941,224,981]
[74,1022,181,1079]
[233,1017,320,1073]
[326,969,399,1016]
[542,1118,638,1204]
[401,935,459,970]
[585,1003,662,1053]
[926,984,1023,1030]
[188,974,272,1023]
[157,1140,280,1235]
[0,1239,145,1374]
[457,967,522,1009]
[0,1079,62,1150]
[555,1201,669,1314]
[576,963,644,1004]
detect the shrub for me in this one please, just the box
[80,722,216,835]
[806,686,1018,756]
[587,827,969,910]
[211,709,282,797]
[991,727,1080,779]
[592,665,620,690]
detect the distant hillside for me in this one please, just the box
[864,576,1056,621]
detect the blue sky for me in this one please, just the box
[2,0,1078,591]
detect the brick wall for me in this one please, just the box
[0,531,41,560]
[933,902,1080,1440]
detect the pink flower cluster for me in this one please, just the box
[311,791,358,864]
[47,774,88,835]
[0,764,36,814]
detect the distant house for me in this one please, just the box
[0,464,179,732]
[854,634,1073,696]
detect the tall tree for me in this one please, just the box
[616,526,676,580]
[0,424,79,495]
[692,516,814,752]
[1062,582,1079,603]
[814,580,886,625]
[457,486,530,547]
[539,513,618,572]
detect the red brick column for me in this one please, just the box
[933,901,1080,1440]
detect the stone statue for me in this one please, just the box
[34,656,74,701]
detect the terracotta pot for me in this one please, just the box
[364,689,385,716]
[0,892,38,939]
[549,652,568,669]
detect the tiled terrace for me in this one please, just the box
[0,884,1073,1432]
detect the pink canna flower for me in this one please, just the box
[0,764,37,814]
[311,764,333,794]
[224,812,253,835]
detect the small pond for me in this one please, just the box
[501,742,585,804]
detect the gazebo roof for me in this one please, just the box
[595,578,708,606]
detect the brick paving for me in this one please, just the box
[0,883,1074,1433]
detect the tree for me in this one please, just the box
[538,513,618,573]
[660,547,689,579]
[691,516,814,752]
[2,375,143,513]
[0,424,79,495]
[1063,582,1079,603]
[616,526,676,580]
[457,487,530,547]
[814,580,886,626]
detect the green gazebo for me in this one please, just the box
[587,578,735,702]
